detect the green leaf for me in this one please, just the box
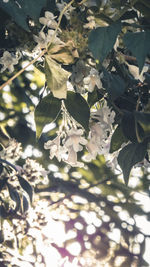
[45,55,70,99]
[118,142,147,185]
[0,0,47,31]
[123,31,150,73]
[22,195,29,213]
[18,176,33,203]
[34,93,61,139]
[64,91,90,132]
[7,183,21,211]
[134,111,150,140]
[88,21,121,62]
[110,125,127,153]
[121,112,137,142]
[87,89,103,107]
[48,41,79,65]
[102,70,126,100]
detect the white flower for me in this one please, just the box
[33,29,62,50]
[3,0,9,2]
[92,102,115,132]
[56,0,75,19]
[39,11,58,29]
[84,68,102,92]
[44,136,66,162]
[0,51,20,73]
[23,158,48,186]
[64,128,87,152]
[0,139,22,162]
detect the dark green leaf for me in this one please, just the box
[7,183,21,211]
[118,142,147,185]
[123,31,150,73]
[0,163,3,175]
[22,195,29,213]
[88,21,121,63]
[18,176,33,203]
[34,93,61,139]
[102,70,126,100]
[134,112,150,139]
[45,55,70,99]
[64,91,90,133]
[121,112,137,142]
[87,89,103,107]
[110,125,127,153]
[0,0,47,31]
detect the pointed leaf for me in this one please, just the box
[64,91,90,132]
[88,21,121,62]
[34,93,61,139]
[7,183,21,211]
[102,70,126,100]
[118,142,147,185]
[110,125,127,153]
[45,55,70,99]
[134,111,150,141]
[48,41,79,64]
[18,176,33,203]
[0,0,47,31]
[123,31,150,73]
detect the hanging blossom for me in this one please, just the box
[39,11,58,29]
[44,102,87,168]
[0,138,22,163]
[83,68,102,92]
[83,15,96,29]
[0,51,21,73]
[84,102,115,162]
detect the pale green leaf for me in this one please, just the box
[45,55,70,99]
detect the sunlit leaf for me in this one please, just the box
[45,55,70,99]
[110,125,127,153]
[88,21,121,62]
[134,111,150,140]
[64,91,90,132]
[34,93,61,139]
[48,41,79,64]
[18,176,33,203]
[123,31,150,73]
[118,142,147,185]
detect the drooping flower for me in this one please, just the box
[44,136,67,162]
[64,128,87,152]
[0,51,20,73]
[84,68,102,92]
[70,60,90,92]
[39,11,58,29]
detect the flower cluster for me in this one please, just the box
[0,138,22,162]
[0,51,21,73]
[44,101,117,169]
[44,102,87,167]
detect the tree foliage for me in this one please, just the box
[0,0,150,266]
